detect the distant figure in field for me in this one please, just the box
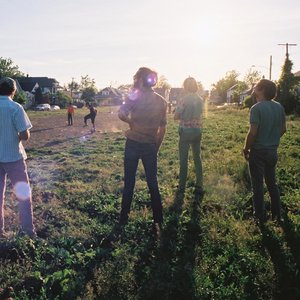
[84,103,97,132]
[0,77,36,238]
[67,102,75,125]
[174,77,204,196]
[243,79,286,224]
[118,67,167,234]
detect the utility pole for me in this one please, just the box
[278,43,297,58]
[269,55,272,80]
[71,77,75,99]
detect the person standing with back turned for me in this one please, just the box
[243,79,286,225]
[0,77,36,238]
[118,67,167,233]
[174,77,204,196]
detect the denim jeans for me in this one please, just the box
[120,139,163,224]
[178,128,203,190]
[249,148,281,221]
[0,159,35,235]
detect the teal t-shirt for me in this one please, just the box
[175,93,203,126]
[250,100,285,150]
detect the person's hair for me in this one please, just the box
[255,79,277,100]
[134,67,158,88]
[0,77,16,96]
[183,77,198,93]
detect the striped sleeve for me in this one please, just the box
[13,105,32,132]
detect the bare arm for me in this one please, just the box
[19,129,30,141]
[118,110,131,124]
[156,126,166,152]
[243,123,258,160]
[281,120,286,137]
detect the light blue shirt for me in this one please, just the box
[0,96,32,162]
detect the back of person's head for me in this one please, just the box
[134,67,158,88]
[0,77,16,96]
[183,77,198,93]
[255,79,277,100]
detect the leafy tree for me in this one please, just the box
[80,75,97,102]
[211,70,239,103]
[67,79,80,98]
[244,69,262,88]
[34,87,43,104]
[81,87,97,102]
[14,91,28,105]
[243,95,254,109]
[0,57,24,78]
[56,91,72,108]
[232,81,248,103]
[156,75,171,90]
[277,57,298,114]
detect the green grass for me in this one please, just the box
[0,106,299,299]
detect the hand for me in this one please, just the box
[243,148,250,161]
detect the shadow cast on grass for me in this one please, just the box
[136,190,203,300]
[260,222,300,299]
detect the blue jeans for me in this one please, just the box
[120,139,163,224]
[249,148,281,221]
[178,128,203,190]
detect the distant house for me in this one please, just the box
[239,88,253,104]
[13,78,36,109]
[16,76,60,104]
[169,88,184,104]
[95,87,123,105]
[226,84,238,103]
[154,87,170,102]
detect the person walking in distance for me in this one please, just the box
[174,77,204,196]
[243,79,286,224]
[0,77,36,238]
[118,67,167,234]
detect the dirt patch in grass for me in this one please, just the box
[24,106,127,150]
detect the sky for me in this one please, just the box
[1,0,300,90]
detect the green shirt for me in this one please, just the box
[250,100,285,150]
[175,93,204,128]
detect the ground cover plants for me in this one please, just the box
[0,105,299,299]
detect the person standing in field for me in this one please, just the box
[84,103,97,132]
[174,77,204,196]
[118,67,167,233]
[0,77,36,238]
[243,79,286,224]
[67,102,75,126]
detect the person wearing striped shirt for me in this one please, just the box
[0,77,36,238]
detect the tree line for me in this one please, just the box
[0,56,299,114]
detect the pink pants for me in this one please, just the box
[0,159,35,236]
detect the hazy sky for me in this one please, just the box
[1,0,300,89]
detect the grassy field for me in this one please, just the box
[0,106,299,299]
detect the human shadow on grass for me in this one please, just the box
[260,222,300,299]
[136,190,203,300]
[280,204,300,273]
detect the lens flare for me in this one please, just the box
[128,88,140,101]
[14,181,31,201]
[146,73,157,86]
